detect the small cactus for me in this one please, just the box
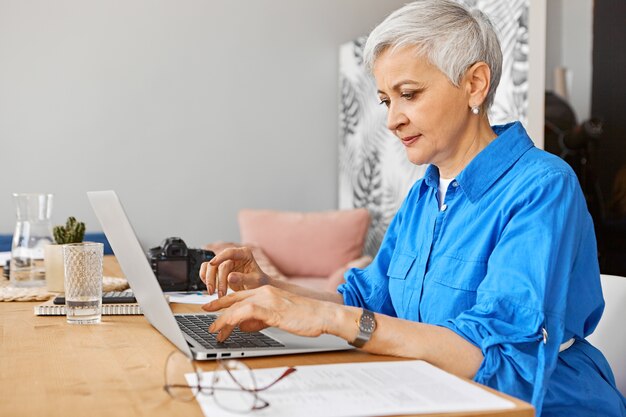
[53,216,86,244]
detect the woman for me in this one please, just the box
[200,1,626,415]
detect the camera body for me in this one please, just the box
[148,237,215,291]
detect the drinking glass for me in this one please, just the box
[63,242,104,324]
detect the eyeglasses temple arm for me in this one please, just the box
[256,367,297,391]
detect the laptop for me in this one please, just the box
[87,190,352,360]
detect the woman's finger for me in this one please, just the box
[227,272,246,291]
[238,319,268,333]
[207,262,218,295]
[227,271,266,291]
[209,302,273,338]
[209,247,253,267]
[217,259,234,297]
[202,289,252,311]
[199,262,209,286]
[215,324,236,342]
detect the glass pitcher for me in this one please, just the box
[10,193,54,287]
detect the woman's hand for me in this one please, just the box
[201,286,335,342]
[199,246,271,297]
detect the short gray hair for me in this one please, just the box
[363,0,502,109]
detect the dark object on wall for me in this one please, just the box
[566,118,603,151]
[544,92,605,226]
[544,91,577,156]
[601,165,626,276]
[591,0,626,276]
[543,91,626,275]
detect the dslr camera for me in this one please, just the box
[148,237,215,291]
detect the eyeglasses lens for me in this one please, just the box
[213,360,259,412]
[165,351,200,401]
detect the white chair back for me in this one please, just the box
[586,274,626,395]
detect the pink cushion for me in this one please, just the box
[324,255,373,292]
[238,208,370,277]
[285,276,330,290]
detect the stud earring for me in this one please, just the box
[471,106,480,115]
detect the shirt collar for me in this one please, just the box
[422,122,535,203]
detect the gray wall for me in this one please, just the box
[545,0,593,121]
[0,0,407,250]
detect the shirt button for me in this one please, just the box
[452,181,459,187]
[440,204,448,212]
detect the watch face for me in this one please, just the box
[360,313,376,332]
[351,310,376,348]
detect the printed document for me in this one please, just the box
[191,360,515,417]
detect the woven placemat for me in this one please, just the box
[0,276,129,302]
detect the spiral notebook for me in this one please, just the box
[34,299,142,316]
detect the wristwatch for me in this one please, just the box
[350,308,376,348]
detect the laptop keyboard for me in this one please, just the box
[175,314,285,350]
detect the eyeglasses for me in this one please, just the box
[163,351,296,413]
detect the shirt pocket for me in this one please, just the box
[428,255,487,291]
[421,255,487,320]
[387,251,418,316]
[387,251,417,280]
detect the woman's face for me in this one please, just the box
[373,46,474,172]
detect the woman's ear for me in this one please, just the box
[465,61,491,108]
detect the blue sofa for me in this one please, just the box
[0,233,113,255]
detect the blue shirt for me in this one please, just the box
[338,122,626,416]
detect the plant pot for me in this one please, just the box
[44,244,65,292]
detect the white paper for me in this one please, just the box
[0,251,11,265]
[191,360,515,417]
[167,288,236,304]
[166,291,217,304]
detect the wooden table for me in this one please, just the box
[0,257,534,417]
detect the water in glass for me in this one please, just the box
[10,193,54,287]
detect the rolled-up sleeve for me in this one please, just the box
[338,236,397,317]
[337,191,417,317]
[439,170,601,415]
